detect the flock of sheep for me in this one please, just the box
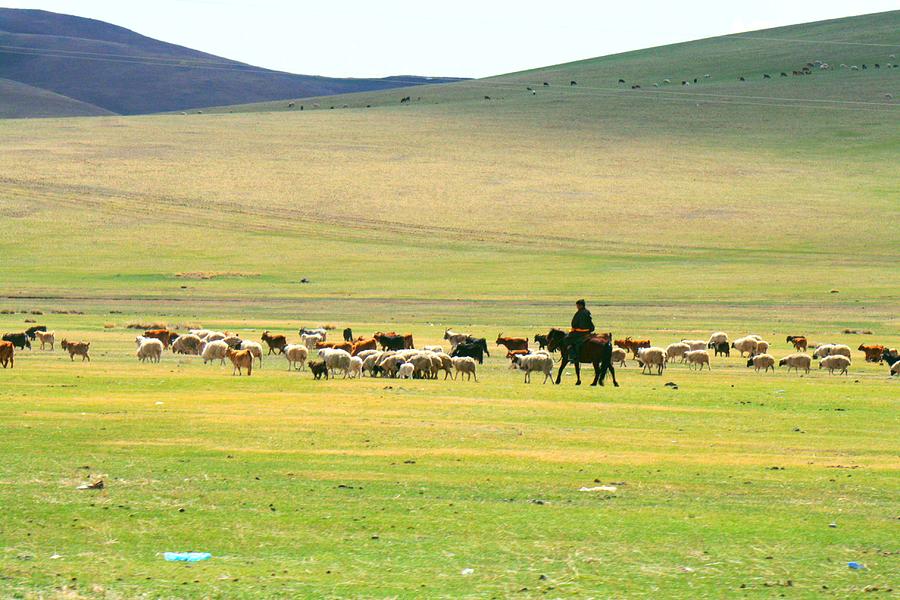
[4,325,898,383]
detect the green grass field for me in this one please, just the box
[0,11,898,599]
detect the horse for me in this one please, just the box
[545,328,619,387]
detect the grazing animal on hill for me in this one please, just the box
[398,362,415,379]
[747,354,775,373]
[226,348,254,376]
[261,331,287,355]
[779,353,811,374]
[451,340,487,364]
[61,339,90,362]
[2,333,31,350]
[731,336,759,358]
[786,336,808,352]
[614,337,650,358]
[858,344,885,363]
[665,342,691,363]
[34,330,55,350]
[570,81,577,86]
[707,332,729,348]
[813,344,851,360]
[546,329,618,387]
[890,360,900,377]
[0,341,14,369]
[239,340,264,367]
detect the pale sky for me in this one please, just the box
[3,1,897,78]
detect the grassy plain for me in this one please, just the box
[0,11,898,599]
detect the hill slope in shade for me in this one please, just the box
[0,77,115,118]
[0,8,465,116]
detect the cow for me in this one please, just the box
[316,341,353,353]
[351,337,377,356]
[143,329,178,349]
[614,337,650,358]
[496,334,528,353]
[451,340,487,364]
[343,328,353,342]
[713,342,730,357]
[534,334,550,351]
[2,333,31,350]
[883,348,900,366]
[374,332,413,351]
[786,336,808,352]
[465,336,490,358]
[858,344,886,363]
[24,325,47,340]
[0,340,13,368]
[261,331,287,355]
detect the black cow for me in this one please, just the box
[465,336,489,357]
[534,334,550,351]
[25,325,47,340]
[375,333,406,351]
[343,328,353,342]
[451,341,485,364]
[883,348,899,367]
[713,341,730,357]
[2,333,31,350]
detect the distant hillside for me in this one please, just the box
[0,77,114,118]
[214,10,899,116]
[0,8,465,117]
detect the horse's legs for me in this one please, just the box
[590,361,601,386]
[574,361,581,385]
[608,363,619,387]
[555,357,568,385]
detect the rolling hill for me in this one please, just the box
[0,77,114,117]
[0,8,465,117]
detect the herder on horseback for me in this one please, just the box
[545,299,619,387]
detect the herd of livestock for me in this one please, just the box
[2,324,899,383]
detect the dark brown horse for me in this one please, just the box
[546,328,619,387]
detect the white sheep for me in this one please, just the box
[891,360,900,377]
[348,356,363,378]
[637,347,666,375]
[681,339,707,351]
[707,332,729,347]
[611,347,627,367]
[434,352,455,379]
[819,355,850,375]
[301,333,325,350]
[201,340,229,365]
[779,353,811,374]
[240,340,264,366]
[172,334,203,355]
[755,340,770,354]
[684,349,710,370]
[423,345,444,354]
[189,329,211,340]
[361,351,384,377]
[283,344,308,370]
[205,331,226,343]
[136,337,164,363]
[398,362,415,379]
[318,348,352,378]
[731,336,759,358]
[452,356,478,381]
[511,352,554,383]
[747,354,775,373]
[666,342,691,363]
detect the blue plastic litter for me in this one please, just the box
[847,562,865,570]
[164,552,212,562]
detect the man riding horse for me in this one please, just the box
[564,299,594,362]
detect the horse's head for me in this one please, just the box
[545,328,566,353]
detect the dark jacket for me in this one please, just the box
[571,308,595,332]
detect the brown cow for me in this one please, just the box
[0,340,13,368]
[316,341,353,353]
[496,333,528,353]
[261,331,287,355]
[61,339,91,362]
[226,347,254,376]
[351,337,377,356]
[143,329,178,349]
[858,344,886,363]
[786,336,808,352]
[614,336,651,358]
